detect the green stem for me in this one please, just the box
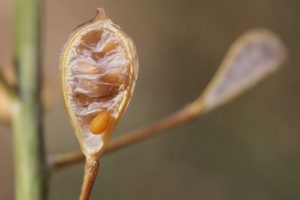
[12,0,47,200]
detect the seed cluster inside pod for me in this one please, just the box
[61,10,138,153]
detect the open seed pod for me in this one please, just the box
[61,8,138,157]
[60,8,138,199]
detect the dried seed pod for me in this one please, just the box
[193,29,286,113]
[61,9,138,156]
[60,8,138,199]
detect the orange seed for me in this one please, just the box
[90,111,111,135]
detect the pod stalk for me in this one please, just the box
[79,157,100,200]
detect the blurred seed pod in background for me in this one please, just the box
[192,29,287,114]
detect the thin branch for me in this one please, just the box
[49,101,204,171]
[0,71,17,99]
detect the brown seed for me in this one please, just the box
[74,93,90,106]
[72,62,102,75]
[102,67,127,87]
[81,30,102,48]
[90,111,111,134]
[102,73,122,85]
[103,42,117,53]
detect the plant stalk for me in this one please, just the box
[79,157,100,200]
[12,0,47,200]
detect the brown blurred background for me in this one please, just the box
[1,0,300,199]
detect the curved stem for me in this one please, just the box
[79,157,100,200]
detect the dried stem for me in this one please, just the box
[0,71,16,99]
[79,157,100,200]
[50,101,204,170]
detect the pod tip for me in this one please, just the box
[95,8,106,20]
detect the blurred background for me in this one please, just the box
[1,0,300,199]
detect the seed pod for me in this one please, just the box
[60,8,138,199]
[193,29,286,113]
[61,8,138,157]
